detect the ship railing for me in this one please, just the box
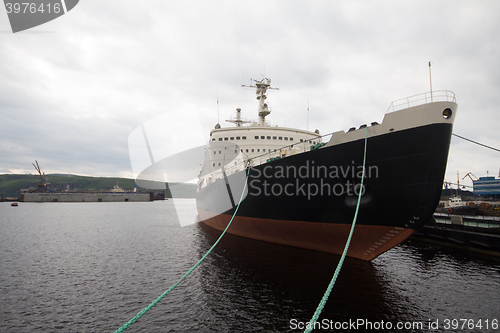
[386,90,456,113]
[200,131,335,186]
[244,132,332,169]
[202,130,333,181]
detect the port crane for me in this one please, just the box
[32,160,48,192]
[462,172,478,182]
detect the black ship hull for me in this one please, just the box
[197,122,453,260]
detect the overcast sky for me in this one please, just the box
[1,0,499,188]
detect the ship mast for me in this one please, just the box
[226,108,251,127]
[242,78,279,126]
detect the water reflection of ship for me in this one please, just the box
[194,222,409,328]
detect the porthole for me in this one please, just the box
[261,136,265,139]
[442,108,452,119]
[255,136,259,139]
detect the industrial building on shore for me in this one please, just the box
[473,176,500,200]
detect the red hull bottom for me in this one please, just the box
[198,209,415,261]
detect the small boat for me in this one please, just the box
[11,202,18,207]
[437,195,477,215]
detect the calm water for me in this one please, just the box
[1,201,499,332]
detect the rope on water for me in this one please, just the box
[452,133,500,153]
[114,167,251,333]
[304,127,368,333]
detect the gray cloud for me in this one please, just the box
[0,0,499,186]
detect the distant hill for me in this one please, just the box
[0,174,196,199]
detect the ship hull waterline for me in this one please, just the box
[198,209,414,261]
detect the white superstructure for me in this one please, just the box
[198,78,322,186]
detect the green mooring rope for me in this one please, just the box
[114,167,251,333]
[304,127,368,333]
[452,133,500,153]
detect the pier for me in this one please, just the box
[20,192,150,203]
[412,212,500,256]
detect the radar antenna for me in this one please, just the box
[242,78,279,126]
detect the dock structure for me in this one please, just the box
[20,192,150,202]
[412,213,500,256]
